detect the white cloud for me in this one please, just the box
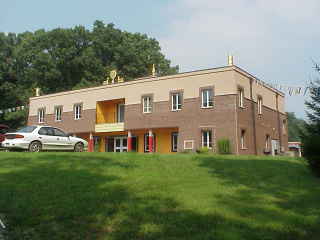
[159,0,320,117]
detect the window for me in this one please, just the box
[117,104,125,123]
[201,130,212,148]
[38,127,54,136]
[74,104,82,120]
[171,93,182,111]
[239,88,244,108]
[143,96,152,113]
[201,89,213,108]
[55,106,62,121]
[240,129,246,149]
[265,134,270,150]
[53,128,66,137]
[171,132,178,152]
[38,108,45,123]
[282,120,287,135]
[144,133,156,152]
[258,96,263,115]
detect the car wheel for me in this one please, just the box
[74,142,84,152]
[29,141,42,152]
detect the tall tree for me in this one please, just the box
[287,112,306,142]
[0,21,179,128]
[303,64,320,176]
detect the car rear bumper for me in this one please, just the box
[1,140,29,150]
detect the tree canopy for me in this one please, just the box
[286,112,306,142]
[0,21,179,128]
[303,64,320,176]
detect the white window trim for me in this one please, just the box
[201,130,212,148]
[239,88,244,108]
[171,93,182,111]
[74,104,82,120]
[201,89,213,108]
[143,96,152,113]
[38,108,45,123]
[258,97,263,115]
[55,106,62,122]
[240,130,246,149]
[184,140,194,150]
[171,132,178,152]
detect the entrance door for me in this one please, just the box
[114,137,128,152]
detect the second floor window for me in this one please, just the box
[38,108,45,123]
[201,89,213,108]
[117,104,125,123]
[265,134,270,150]
[202,130,212,148]
[172,93,182,111]
[55,106,62,121]
[239,88,244,108]
[74,104,82,120]
[258,97,263,114]
[143,96,152,113]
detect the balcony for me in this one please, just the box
[95,99,125,133]
[95,122,124,133]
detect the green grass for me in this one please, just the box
[0,153,319,240]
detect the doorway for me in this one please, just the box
[114,137,128,152]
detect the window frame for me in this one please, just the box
[171,132,178,152]
[171,92,183,111]
[142,95,153,114]
[238,87,244,108]
[74,103,83,120]
[265,134,270,150]
[117,103,125,123]
[240,129,246,149]
[201,88,214,108]
[201,130,212,149]
[257,96,263,115]
[38,107,45,124]
[282,119,287,135]
[54,105,63,122]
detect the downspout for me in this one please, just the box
[276,93,283,153]
[250,79,258,155]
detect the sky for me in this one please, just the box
[2,0,320,119]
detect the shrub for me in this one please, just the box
[196,147,210,154]
[217,138,231,154]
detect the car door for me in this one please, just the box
[53,128,74,150]
[38,127,57,150]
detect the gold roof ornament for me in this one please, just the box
[117,76,124,83]
[35,88,41,97]
[228,55,234,66]
[110,70,117,84]
[151,64,156,77]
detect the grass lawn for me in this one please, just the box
[0,152,319,240]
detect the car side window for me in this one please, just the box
[38,127,55,136]
[53,128,66,137]
[38,127,48,135]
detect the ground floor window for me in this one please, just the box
[202,130,212,148]
[106,136,138,152]
[171,132,178,152]
[144,133,156,152]
[240,129,246,149]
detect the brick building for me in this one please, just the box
[28,61,288,155]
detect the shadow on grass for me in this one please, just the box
[196,156,320,239]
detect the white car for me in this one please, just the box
[1,126,88,152]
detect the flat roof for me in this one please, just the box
[30,65,285,100]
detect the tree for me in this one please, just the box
[287,112,306,142]
[0,21,179,128]
[303,64,320,176]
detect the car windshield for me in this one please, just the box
[16,126,37,133]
